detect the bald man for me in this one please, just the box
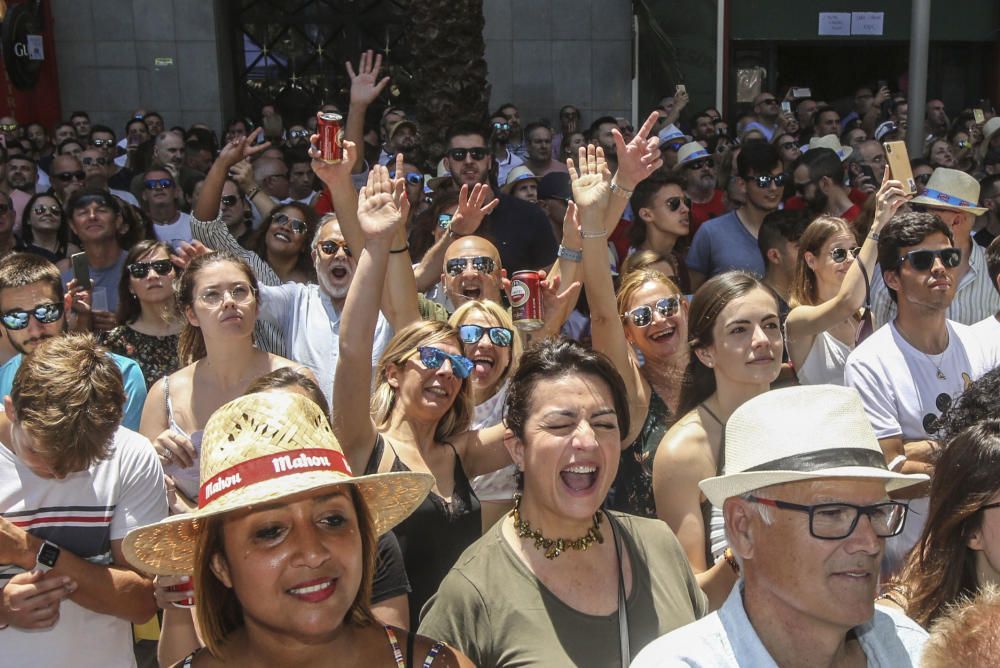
[440,235,504,309]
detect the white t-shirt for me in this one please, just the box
[970,312,1000,338]
[0,427,167,668]
[151,211,193,244]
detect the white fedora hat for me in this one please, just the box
[978,116,1000,161]
[807,134,852,161]
[501,164,540,194]
[677,141,712,167]
[909,167,987,215]
[699,385,927,508]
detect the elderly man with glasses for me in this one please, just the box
[633,385,930,667]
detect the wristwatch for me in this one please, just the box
[609,181,633,199]
[34,541,61,573]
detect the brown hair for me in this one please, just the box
[616,268,682,320]
[10,334,125,475]
[0,252,63,309]
[245,367,328,415]
[117,239,178,324]
[194,484,377,658]
[249,203,318,283]
[176,251,260,365]
[790,216,854,306]
[619,249,679,280]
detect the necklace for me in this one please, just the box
[924,350,947,380]
[511,493,604,559]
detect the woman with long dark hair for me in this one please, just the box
[248,202,318,283]
[18,192,73,266]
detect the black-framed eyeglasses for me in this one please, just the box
[830,247,861,263]
[145,178,174,190]
[220,195,239,207]
[685,159,713,171]
[272,212,308,234]
[415,346,474,379]
[665,196,692,212]
[445,255,495,276]
[746,495,908,540]
[127,259,174,278]
[56,171,86,183]
[1,302,63,330]
[389,171,424,186]
[447,147,488,161]
[318,239,352,257]
[32,204,61,216]
[622,296,682,327]
[750,173,788,189]
[459,324,513,347]
[897,247,962,271]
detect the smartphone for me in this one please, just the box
[859,164,876,182]
[791,87,812,99]
[883,141,916,194]
[676,84,686,96]
[71,252,92,290]
[780,101,792,114]
[974,108,986,124]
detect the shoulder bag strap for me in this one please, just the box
[608,513,629,667]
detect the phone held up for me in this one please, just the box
[883,141,916,195]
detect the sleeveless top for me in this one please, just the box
[697,403,728,565]
[607,389,673,518]
[796,330,852,386]
[179,625,444,667]
[365,434,481,630]
[162,375,204,501]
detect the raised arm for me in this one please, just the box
[332,165,406,474]
[345,50,389,174]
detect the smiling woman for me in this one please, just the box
[249,203,318,284]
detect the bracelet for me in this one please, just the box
[557,245,582,262]
[868,231,880,241]
[609,181,633,199]
[723,547,740,575]
[887,454,907,472]
[581,229,607,240]
[389,245,410,254]
[245,186,261,200]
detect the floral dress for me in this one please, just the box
[101,326,180,389]
[606,390,673,518]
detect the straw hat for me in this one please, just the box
[978,117,1000,161]
[123,393,433,575]
[699,385,927,508]
[909,167,987,215]
[426,158,454,191]
[807,134,852,161]
[677,142,712,167]
[502,165,539,194]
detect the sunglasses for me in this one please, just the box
[685,159,713,171]
[56,171,86,182]
[622,296,681,327]
[492,122,511,131]
[750,173,788,189]
[2,302,63,330]
[220,195,239,207]
[81,156,109,166]
[389,171,424,186]
[459,324,513,347]
[437,213,453,229]
[33,204,61,216]
[272,212,308,234]
[447,147,488,161]
[779,141,799,150]
[445,255,496,276]
[897,247,962,271]
[829,247,861,263]
[145,178,174,190]
[318,239,352,257]
[90,138,114,148]
[289,129,310,138]
[0,124,17,132]
[416,346,474,379]
[128,259,174,278]
[665,196,692,212]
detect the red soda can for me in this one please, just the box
[510,270,543,331]
[318,112,345,163]
[168,578,195,608]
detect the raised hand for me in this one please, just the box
[568,144,611,210]
[170,240,212,272]
[357,165,402,240]
[561,201,582,249]
[612,111,664,189]
[450,183,499,236]
[309,133,358,186]
[388,154,412,226]
[873,167,909,232]
[347,50,390,108]
[218,127,272,169]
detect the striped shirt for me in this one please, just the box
[870,239,1000,328]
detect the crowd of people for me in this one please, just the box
[2,48,1000,667]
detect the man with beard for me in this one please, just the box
[488,114,524,186]
[140,166,192,243]
[792,147,862,222]
[6,155,37,197]
[0,253,146,429]
[590,116,620,172]
[497,102,526,158]
[677,142,725,236]
[522,123,567,178]
[925,99,949,139]
[380,120,418,166]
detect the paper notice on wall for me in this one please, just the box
[818,12,851,36]
[26,35,43,61]
[851,12,884,36]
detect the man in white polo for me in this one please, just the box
[632,385,928,667]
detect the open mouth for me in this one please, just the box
[273,231,291,243]
[649,326,675,342]
[287,578,337,602]
[331,266,348,279]
[472,356,495,375]
[460,286,482,300]
[560,465,599,494]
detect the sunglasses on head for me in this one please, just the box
[1,302,63,330]
[459,324,513,347]
[829,247,861,263]
[416,346,474,379]
[445,255,496,276]
[622,296,681,327]
[81,156,108,166]
[220,195,239,207]
[685,159,713,171]
[318,239,352,257]
[897,247,961,271]
[389,171,424,186]
[145,178,174,190]
[749,173,788,189]
[447,147,488,161]
[128,259,174,278]
[56,171,86,182]
[272,212,308,234]
[665,196,692,212]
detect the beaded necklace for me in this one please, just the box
[511,493,604,559]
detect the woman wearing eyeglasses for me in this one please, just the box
[334,165,514,628]
[17,193,75,266]
[785,176,908,385]
[101,240,182,388]
[248,203,318,284]
[139,250,314,513]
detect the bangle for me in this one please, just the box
[389,245,410,254]
[245,186,260,200]
[581,229,607,240]
[557,245,582,262]
[723,547,740,575]
[887,454,907,472]
[609,181,633,199]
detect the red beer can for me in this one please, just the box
[318,112,345,163]
[510,270,543,331]
[168,578,195,608]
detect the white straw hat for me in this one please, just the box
[807,134,853,161]
[501,164,539,193]
[978,117,1000,161]
[909,167,988,215]
[699,385,927,508]
[123,393,433,575]
[677,142,712,167]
